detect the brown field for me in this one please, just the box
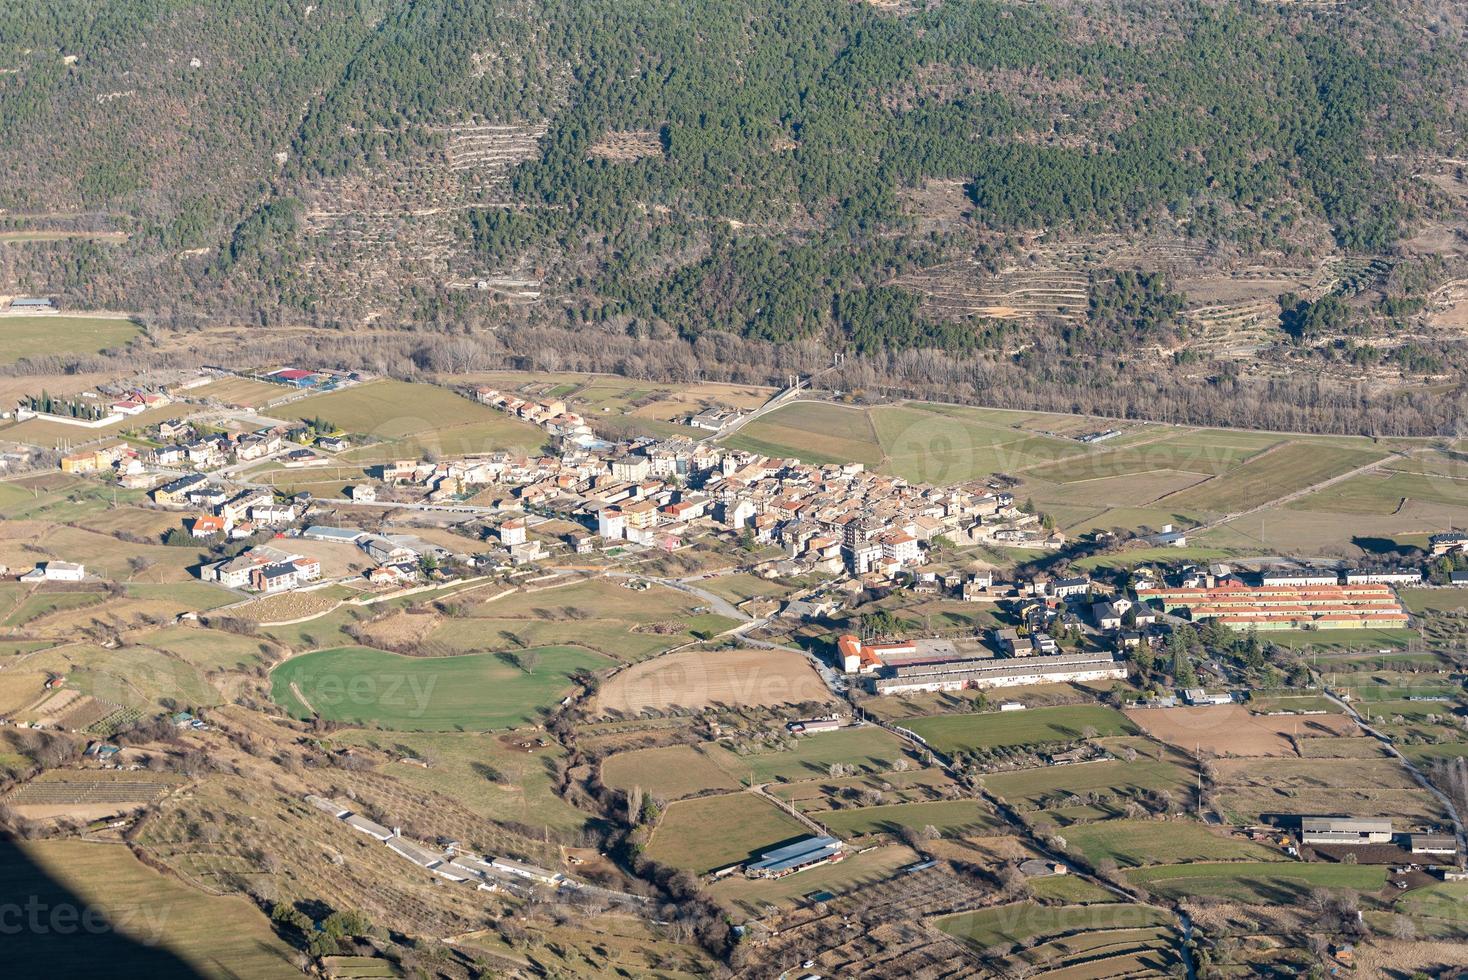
[1352,939,1468,977]
[596,648,833,714]
[1213,757,1449,827]
[1125,705,1359,758]
[231,589,346,623]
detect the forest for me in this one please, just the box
[0,0,1465,432]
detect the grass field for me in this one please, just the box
[137,625,270,670]
[1,839,298,978]
[1166,443,1384,514]
[1126,861,1386,902]
[296,380,543,453]
[982,750,1192,812]
[0,315,142,365]
[937,902,1169,952]
[818,798,1002,838]
[332,729,591,833]
[601,744,744,799]
[903,705,1137,754]
[646,792,808,873]
[1213,755,1449,826]
[1063,819,1282,868]
[711,726,914,784]
[270,644,608,730]
[26,643,219,711]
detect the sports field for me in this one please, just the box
[645,792,807,873]
[270,644,608,730]
[0,315,142,365]
[1,839,298,978]
[1127,861,1386,902]
[903,705,1136,754]
[189,376,289,408]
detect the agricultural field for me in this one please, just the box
[330,728,591,834]
[1062,819,1282,868]
[937,901,1171,953]
[645,791,808,873]
[1164,443,1385,514]
[818,798,1002,838]
[430,577,728,662]
[724,401,885,467]
[136,625,272,670]
[600,744,745,800]
[596,647,833,715]
[902,704,1136,755]
[982,741,1194,812]
[1127,861,1387,902]
[270,644,608,730]
[1211,757,1451,827]
[295,380,544,456]
[708,841,920,914]
[24,643,219,712]
[1,839,299,979]
[1125,704,1359,758]
[0,315,142,366]
[711,726,916,784]
[4,769,183,821]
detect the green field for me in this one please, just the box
[0,315,142,365]
[982,752,1192,812]
[818,798,1002,838]
[1166,443,1384,514]
[270,644,608,730]
[1126,861,1386,902]
[903,705,1137,754]
[1063,820,1282,868]
[27,643,219,710]
[712,727,914,784]
[1,839,298,979]
[937,902,1169,952]
[138,625,271,670]
[2,590,105,628]
[601,744,745,799]
[646,792,808,873]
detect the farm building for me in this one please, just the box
[1410,833,1458,856]
[1136,582,1408,630]
[1301,817,1394,846]
[7,296,57,313]
[744,836,845,879]
[20,561,86,582]
[871,650,1126,695]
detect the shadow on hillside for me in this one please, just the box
[0,839,205,979]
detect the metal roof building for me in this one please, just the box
[745,836,843,879]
